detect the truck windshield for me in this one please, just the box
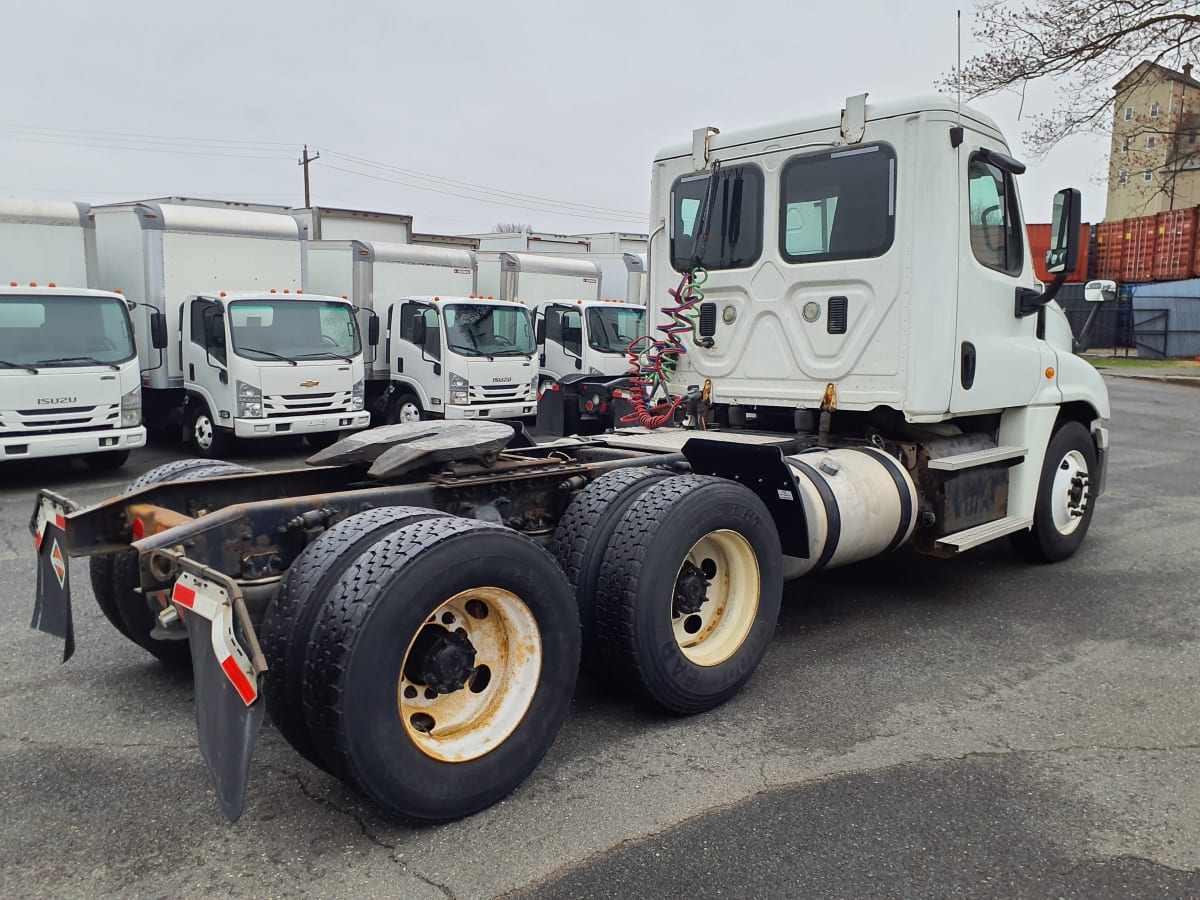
[585,306,646,354]
[444,303,535,357]
[0,294,135,368]
[228,300,360,362]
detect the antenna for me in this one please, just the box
[957,9,963,128]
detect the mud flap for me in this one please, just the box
[172,572,265,823]
[29,491,77,662]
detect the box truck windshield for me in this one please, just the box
[585,306,645,354]
[227,299,361,362]
[0,293,136,368]
[444,303,535,357]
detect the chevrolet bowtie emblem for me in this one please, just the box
[300,380,320,388]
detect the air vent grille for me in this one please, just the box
[827,296,848,334]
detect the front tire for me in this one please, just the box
[302,517,579,822]
[594,475,783,714]
[386,391,425,425]
[83,449,131,472]
[1011,420,1097,563]
[190,404,231,458]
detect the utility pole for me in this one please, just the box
[298,145,320,208]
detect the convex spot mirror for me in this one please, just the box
[1084,279,1117,303]
[1045,187,1081,275]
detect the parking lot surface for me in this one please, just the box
[1,378,1198,899]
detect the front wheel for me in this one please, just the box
[1011,420,1097,563]
[83,449,130,472]
[190,404,231,458]
[594,475,783,714]
[301,517,579,822]
[386,391,425,425]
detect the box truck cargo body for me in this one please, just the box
[0,199,144,468]
[476,251,602,303]
[92,203,368,453]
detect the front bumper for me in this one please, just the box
[232,411,370,438]
[1,425,146,460]
[442,401,536,420]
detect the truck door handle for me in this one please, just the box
[960,341,976,390]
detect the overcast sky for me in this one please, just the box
[1,0,1111,234]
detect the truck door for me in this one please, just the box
[950,150,1043,413]
[394,300,442,407]
[186,297,229,415]
[542,304,582,378]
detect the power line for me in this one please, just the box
[322,149,647,218]
[319,163,647,224]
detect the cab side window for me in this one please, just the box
[399,302,441,361]
[190,298,226,365]
[968,156,1024,275]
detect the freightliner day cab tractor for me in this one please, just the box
[92,202,370,455]
[29,95,1110,825]
[303,240,540,424]
[0,199,145,470]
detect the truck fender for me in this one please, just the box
[389,377,433,411]
[680,438,809,558]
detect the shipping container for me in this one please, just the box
[1120,215,1157,283]
[1092,220,1125,282]
[1152,208,1197,282]
[1027,223,1090,282]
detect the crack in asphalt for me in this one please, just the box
[0,732,196,751]
[270,765,457,900]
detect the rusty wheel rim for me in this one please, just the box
[398,586,542,762]
[671,529,760,667]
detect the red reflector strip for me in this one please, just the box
[221,655,256,704]
[54,515,65,529]
[172,583,197,609]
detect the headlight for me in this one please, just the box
[120,385,142,427]
[449,372,469,405]
[449,372,469,390]
[236,380,263,419]
[352,378,365,411]
[530,375,539,397]
[450,389,469,406]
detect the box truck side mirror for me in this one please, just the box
[368,313,380,347]
[535,318,546,344]
[1045,188,1081,276]
[411,317,427,346]
[150,312,168,350]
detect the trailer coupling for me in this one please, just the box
[30,489,267,822]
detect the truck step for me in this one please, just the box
[927,445,1027,472]
[935,515,1033,552]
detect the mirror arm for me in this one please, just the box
[1015,272,1067,319]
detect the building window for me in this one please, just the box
[1124,106,1134,121]
[1144,169,1154,182]
[1150,101,1160,118]
[1147,136,1158,149]
[1122,137,1131,153]
[1119,170,1129,185]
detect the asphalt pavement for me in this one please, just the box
[1,377,1198,899]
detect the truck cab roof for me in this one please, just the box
[0,284,125,301]
[191,290,351,305]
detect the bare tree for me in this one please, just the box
[492,222,533,233]
[944,1,1200,154]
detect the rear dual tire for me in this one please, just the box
[266,516,578,823]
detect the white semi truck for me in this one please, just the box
[304,240,539,422]
[0,199,145,470]
[92,202,370,455]
[31,95,1109,827]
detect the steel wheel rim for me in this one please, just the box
[399,401,421,423]
[194,414,214,450]
[1051,448,1090,535]
[398,586,542,762]
[671,529,760,667]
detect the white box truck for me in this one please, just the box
[0,199,145,469]
[476,251,602,303]
[305,240,539,421]
[92,202,370,455]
